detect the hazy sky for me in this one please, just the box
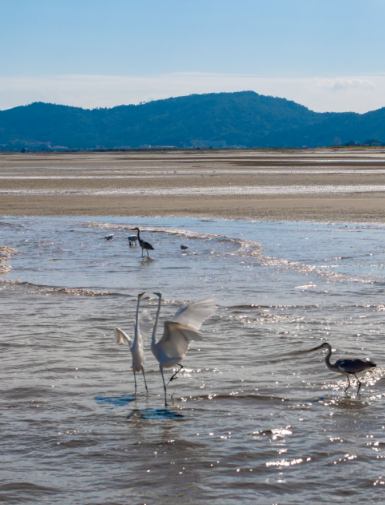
[1,0,385,112]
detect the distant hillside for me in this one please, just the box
[1,91,385,149]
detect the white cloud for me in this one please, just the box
[1,73,385,113]
[319,77,375,91]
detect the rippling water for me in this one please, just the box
[2,216,385,504]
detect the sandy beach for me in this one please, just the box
[1,147,385,221]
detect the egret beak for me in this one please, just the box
[138,292,145,297]
[153,292,161,297]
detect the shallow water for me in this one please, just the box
[1,216,385,504]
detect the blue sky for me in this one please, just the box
[1,0,385,111]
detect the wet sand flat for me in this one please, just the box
[1,147,385,221]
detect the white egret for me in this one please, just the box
[307,342,377,393]
[131,228,154,257]
[151,293,217,405]
[113,292,153,396]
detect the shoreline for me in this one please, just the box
[1,149,385,223]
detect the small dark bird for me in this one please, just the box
[131,228,154,257]
[307,342,376,393]
[181,245,189,250]
[105,234,114,241]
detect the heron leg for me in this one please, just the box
[344,375,351,393]
[133,369,137,398]
[168,364,183,385]
[354,373,362,394]
[141,365,149,394]
[160,365,168,406]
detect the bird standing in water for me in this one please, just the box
[307,342,376,393]
[131,227,154,257]
[113,292,153,396]
[151,293,217,405]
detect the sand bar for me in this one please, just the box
[1,147,385,222]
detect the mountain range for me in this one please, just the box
[1,91,385,150]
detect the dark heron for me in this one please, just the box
[131,228,154,257]
[104,234,114,241]
[150,292,217,405]
[307,342,376,393]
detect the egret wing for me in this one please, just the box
[113,327,131,345]
[138,308,153,341]
[156,321,202,360]
[173,298,216,331]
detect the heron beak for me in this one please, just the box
[153,292,161,296]
[138,292,145,297]
[303,344,324,353]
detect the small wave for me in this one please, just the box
[0,221,24,228]
[260,255,375,285]
[0,278,116,296]
[84,221,264,256]
[126,408,183,420]
[0,265,11,274]
[95,394,135,407]
[0,245,16,261]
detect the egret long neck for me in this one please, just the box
[133,296,141,346]
[151,297,162,347]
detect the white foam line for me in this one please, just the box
[3,185,385,196]
[3,169,385,179]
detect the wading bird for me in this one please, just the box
[128,235,138,247]
[151,293,217,405]
[307,342,376,393]
[131,228,154,257]
[113,292,153,396]
[104,234,114,241]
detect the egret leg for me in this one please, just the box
[160,365,168,406]
[344,375,351,393]
[141,365,149,394]
[354,374,362,394]
[168,364,183,385]
[133,369,138,398]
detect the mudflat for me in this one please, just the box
[1,147,385,221]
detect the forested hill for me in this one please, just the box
[1,91,385,149]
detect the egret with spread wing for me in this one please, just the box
[113,292,153,396]
[151,293,217,405]
[306,342,376,393]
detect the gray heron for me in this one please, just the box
[113,292,153,396]
[151,293,217,405]
[128,235,138,247]
[131,228,154,257]
[307,342,376,393]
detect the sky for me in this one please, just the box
[1,0,385,113]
